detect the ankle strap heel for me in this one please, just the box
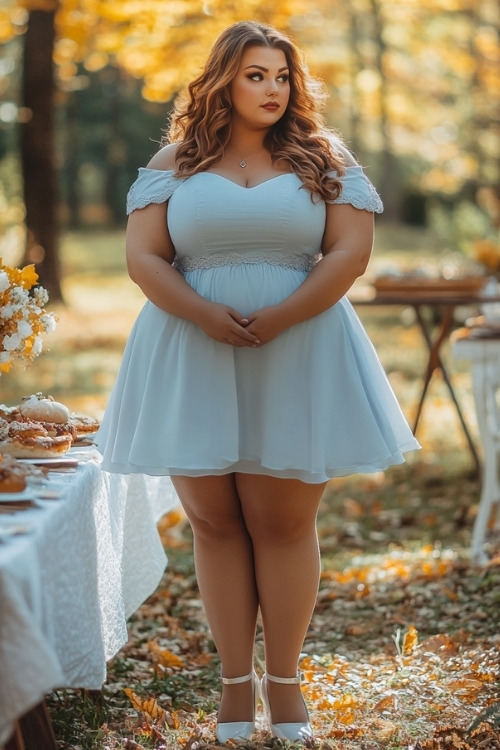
[221,670,254,685]
[216,671,258,743]
[261,672,314,743]
[265,672,302,684]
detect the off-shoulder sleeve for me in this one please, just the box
[126,167,184,215]
[328,166,383,213]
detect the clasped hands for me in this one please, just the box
[199,302,288,347]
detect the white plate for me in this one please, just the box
[18,457,79,468]
[0,488,33,502]
[0,521,34,537]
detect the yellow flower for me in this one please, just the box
[474,239,500,272]
[19,264,39,289]
[0,259,57,375]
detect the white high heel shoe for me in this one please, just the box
[261,672,314,743]
[216,670,259,744]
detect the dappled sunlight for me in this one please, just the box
[4,227,497,748]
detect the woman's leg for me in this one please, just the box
[236,473,326,724]
[171,475,259,722]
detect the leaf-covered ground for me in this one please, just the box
[47,463,500,750]
[4,229,499,749]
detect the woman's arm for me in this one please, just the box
[125,147,259,346]
[245,202,374,343]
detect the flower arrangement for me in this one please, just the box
[0,260,57,374]
[473,239,500,275]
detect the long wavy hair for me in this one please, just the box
[165,21,346,201]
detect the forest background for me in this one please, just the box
[0,0,499,300]
[0,2,500,748]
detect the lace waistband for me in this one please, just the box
[173,251,317,273]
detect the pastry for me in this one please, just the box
[19,393,70,424]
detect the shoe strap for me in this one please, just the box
[265,672,301,685]
[221,670,254,685]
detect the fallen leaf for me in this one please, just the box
[403,624,419,655]
[123,688,166,722]
[373,694,397,713]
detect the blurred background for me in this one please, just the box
[0,0,498,431]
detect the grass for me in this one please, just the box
[3,223,500,749]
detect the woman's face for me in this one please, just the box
[229,45,290,130]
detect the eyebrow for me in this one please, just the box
[244,65,289,72]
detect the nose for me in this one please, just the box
[266,81,278,97]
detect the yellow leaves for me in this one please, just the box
[332,693,359,724]
[0,9,16,44]
[446,677,485,703]
[373,717,398,742]
[124,688,166,722]
[421,633,459,658]
[147,640,185,669]
[474,239,500,272]
[373,693,397,713]
[123,687,182,730]
[19,0,59,10]
[402,624,419,656]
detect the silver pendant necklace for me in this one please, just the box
[228,146,264,168]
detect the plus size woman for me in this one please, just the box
[96,20,419,744]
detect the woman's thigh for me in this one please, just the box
[171,474,246,538]
[234,473,326,542]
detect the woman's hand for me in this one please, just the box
[197,302,261,346]
[244,306,288,345]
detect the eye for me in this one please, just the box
[247,72,263,81]
[277,73,289,83]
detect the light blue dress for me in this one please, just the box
[95,166,420,482]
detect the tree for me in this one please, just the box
[20,1,62,301]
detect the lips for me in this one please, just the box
[261,103,280,110]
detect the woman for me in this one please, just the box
[96,20,419,744]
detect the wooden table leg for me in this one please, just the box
[17,701,57,750]
[4,723,25,750]
[412,304,481,475]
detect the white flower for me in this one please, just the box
[34,287,49,306]
[0,352,10,363]
[3,332,21,351]
[41,313,57,334]
[11,287,29,305]
[0,304,15,320]
[32,336,43,356]
[17,319,33,339]
[0,271,10,293]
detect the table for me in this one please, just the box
[350,288,500,474]
[0,448,180,748]
[451,333,500,561]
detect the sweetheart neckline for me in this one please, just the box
[198,171,296,190]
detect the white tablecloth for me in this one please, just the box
[0,449,180,745]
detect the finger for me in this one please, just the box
[233,325,260,343]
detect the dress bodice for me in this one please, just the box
[168,172,325,267]
[126,165,383,271]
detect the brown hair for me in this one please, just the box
[165,20,346,201]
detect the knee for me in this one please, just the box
[184,504,247,542]
[245,511,313,546]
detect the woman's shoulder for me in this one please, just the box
[146,143,180,171]
[126,144,184,215]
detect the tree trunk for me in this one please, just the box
[366,0,400,221]
[20,6,63,302]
